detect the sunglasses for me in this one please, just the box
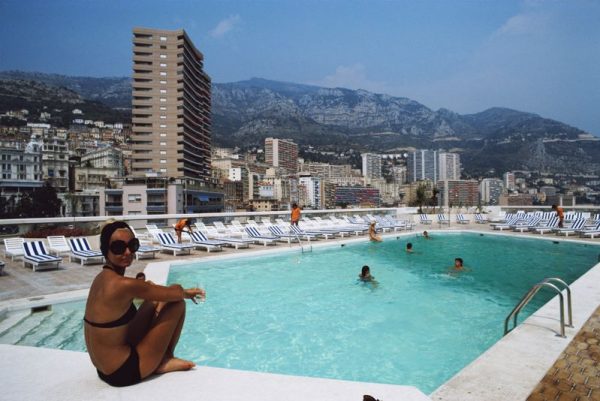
[109,238,140,255]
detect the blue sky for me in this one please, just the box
[1,0,599,135]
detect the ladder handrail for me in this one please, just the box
[504,277,572,338]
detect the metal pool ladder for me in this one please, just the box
[504,277,573,338]
[292,232,312,253]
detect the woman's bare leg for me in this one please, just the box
[137,300,194,378]
[127,301,156,346]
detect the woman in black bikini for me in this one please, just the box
[84,221,204,387]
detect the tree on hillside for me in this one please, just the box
[31,182,62,217]
[414,184,427,214]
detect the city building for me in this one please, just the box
[503,172,516,191]
[480,178,504,206]
[265,138,298,174]
[361,153,382,179]
[437,180,479,207]
[41,131,69,193]
[298,176,323,209]
[407,150,438,183]
[438,152,461,181]
[0,134,43,202]
[131,27,211,182]
[81,147,125,176]
[334,186,380,207]
[299,161,352,178]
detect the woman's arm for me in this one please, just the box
[118,278,204,303]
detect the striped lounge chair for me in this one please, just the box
[437,214,450,225]
[155,232,195,256]
[188,232,224,253]
[474,213,488,224]
[289,224,327,241]
[23,241,62,272]
[192,230,251,249]
[419,214,432,225]
[268,225,300,244]
[68,238,104,266]
[554,218,587,237]
[456,214,470,224]
[244,227,278,246]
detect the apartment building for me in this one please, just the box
[265,138,298,174]
[407,150,438,183]
[361,153,382,179]
[0,134,43,200]
[438,152,461,181]
[131,27,211,182]
[480,178,504,205]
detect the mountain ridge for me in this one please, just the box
[1,70,598,175]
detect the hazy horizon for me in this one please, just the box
[1,0,598,135]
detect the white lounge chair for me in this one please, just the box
[268,225,299,244]
[456,214,470,224]
[419,214,432,225]
[474,213,488,224]
[532,216,559,235]
[554,218,587,237]
[188,232,224,253]
[3,237,24,261]
[136,245,161,260]
[437,214,450,225]
[192,231,251,249]
[47,236,71,257]
[244,227,278,246]
[289,224,327,240]
[68,237,104,266]
[577,221,600,238]
[23,241,62,272]
[155,232,195,256]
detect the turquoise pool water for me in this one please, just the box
[1,233,598,393]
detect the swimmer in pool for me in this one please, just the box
[358,265,378,287]
[406,242,414,253]
[423,230,430,239]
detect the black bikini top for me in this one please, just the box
[83,266,137,328]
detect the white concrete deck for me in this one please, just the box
[0,345,430,401]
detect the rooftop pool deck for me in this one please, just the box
[1,224,600,401]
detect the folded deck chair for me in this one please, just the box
[456,214,470,224]
[188,232,224,252]
[3,237,25,261]
[47,235,71,257]
[474,213,488,224]
[244,227,278,246]
[192,230,250,249]
[419,214,432,225]
[437,214,450,225]
[68,237,104,266]
[156,232,195,256]
[23,241,62,272]
[268,225,300,244]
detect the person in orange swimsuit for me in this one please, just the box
[174,218,193,243]
[552,204,564,228]
[290,203,301,226]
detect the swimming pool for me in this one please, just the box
[1,233,598,394]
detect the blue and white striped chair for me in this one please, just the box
[456,214,470,224]
[156,232,195,256]
[192,230,251,250]
[23,241,62,271]
[474,213,488,224]
[289,224,328,240]
[268,225,300,244]
[68,237,104,266]
[419,214,432,225]
[554,218,587,237]
[244,226,278,246]
[437,214,450,225]
[577,221,600,239]
[189,232,224,253]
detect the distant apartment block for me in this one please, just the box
[265,138,298,174]
[131,27,211,182]
[0,134,43,200]
[298,176,323,209]
[41,131,69,193]
[407,150,438,183]
[480,178,504,205]
[437,180,479,207]
[334,186,381,207]
[438,152,461,181]
[361,153,383,179]
[81,147,125,176]
[503,172,516,191]
[299,161,352,178]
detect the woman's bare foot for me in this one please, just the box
[155,356,195,374]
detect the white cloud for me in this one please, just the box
[209,15,241,38]
[493,10,550,38]
[311,64,388,93]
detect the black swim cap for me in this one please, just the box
[100,221,132,257]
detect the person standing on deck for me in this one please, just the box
[174,218,193,243]
[291,203,301,226]
[552,205,564,228]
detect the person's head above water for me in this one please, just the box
[361,265,371,278]
[406,242,413,250]
[454,257,464,268]
[423,230,429,238]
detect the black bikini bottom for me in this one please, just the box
[97,344,142,387]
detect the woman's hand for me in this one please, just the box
[184,288,206,304]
